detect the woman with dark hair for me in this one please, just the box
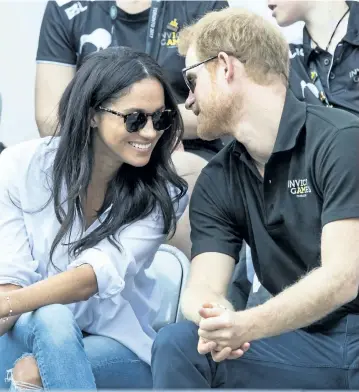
[0,47,188,390]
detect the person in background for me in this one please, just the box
[0,47,188,390]
[35,0,228,259]
[151,8,359,389]
[270,0,359,115]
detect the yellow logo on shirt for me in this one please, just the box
[162,18,179,47]
[288,178,311,198]
[169,18,178,29]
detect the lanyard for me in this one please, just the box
[305,7,350,108]
[308,61,332,108]
[109,0,165,61]
[145,0,165,59]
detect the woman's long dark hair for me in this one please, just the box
[49,47,187,268]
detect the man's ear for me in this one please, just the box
[218,51,235,83]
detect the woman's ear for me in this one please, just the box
[90,108,98,128]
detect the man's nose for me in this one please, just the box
[185,90,196,110]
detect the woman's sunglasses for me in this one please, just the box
[98,106,174,133]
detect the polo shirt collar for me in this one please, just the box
[303,1,359,64]
[272,89,306,153]
[233,89,306,156]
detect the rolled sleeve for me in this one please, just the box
[67,248,126,299]
[317,127,359,226]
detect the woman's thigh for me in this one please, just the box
[84,335,152,389]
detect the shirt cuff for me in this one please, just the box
[322,205,359,227]
[67,248,125,299]
[191,240,242,262]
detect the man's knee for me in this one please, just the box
[12,356,42,388]
[153,321,198,357]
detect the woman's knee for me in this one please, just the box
[31,304,81,347]
[12,355,42,389]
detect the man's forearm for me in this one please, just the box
[181,286,234,325]
[178,104,198,140]
[241,266,357,342]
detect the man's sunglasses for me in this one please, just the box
[98,107,174,133]
[182,55,218,93]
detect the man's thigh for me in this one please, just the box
[222,325,348,389]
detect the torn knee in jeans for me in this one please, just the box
[6,354,43,391]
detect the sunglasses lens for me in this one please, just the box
[152,111,173,131]
[125,112,147,133]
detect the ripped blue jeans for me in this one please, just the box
[0,304,152,390]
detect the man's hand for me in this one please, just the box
[197,303,250,362]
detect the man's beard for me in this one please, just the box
[196,89,237,141]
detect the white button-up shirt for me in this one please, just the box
[0,137,188,364]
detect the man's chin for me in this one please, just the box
[197,125,222,141]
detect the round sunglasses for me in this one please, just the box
[98,106,175,133]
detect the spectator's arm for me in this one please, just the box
[181,170,242,324]
[35,64,75,137]
[35,1,77,137]
[178,103,198,139]
[238,127,359,342]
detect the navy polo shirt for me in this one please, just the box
[289,1,359,116]
[190,90,359,328]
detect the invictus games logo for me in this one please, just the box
[288,178,311,198]
[161,19,179,47]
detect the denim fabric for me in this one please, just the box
[152,318,359,389]
[0,304,152,390]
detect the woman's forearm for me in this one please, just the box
[0,284,22,336]
[0,265,98,320]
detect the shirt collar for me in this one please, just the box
[272,89,307,153]
[303,1,359,64]
[233,89,306,156]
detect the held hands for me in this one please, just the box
[197,303,250,362]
